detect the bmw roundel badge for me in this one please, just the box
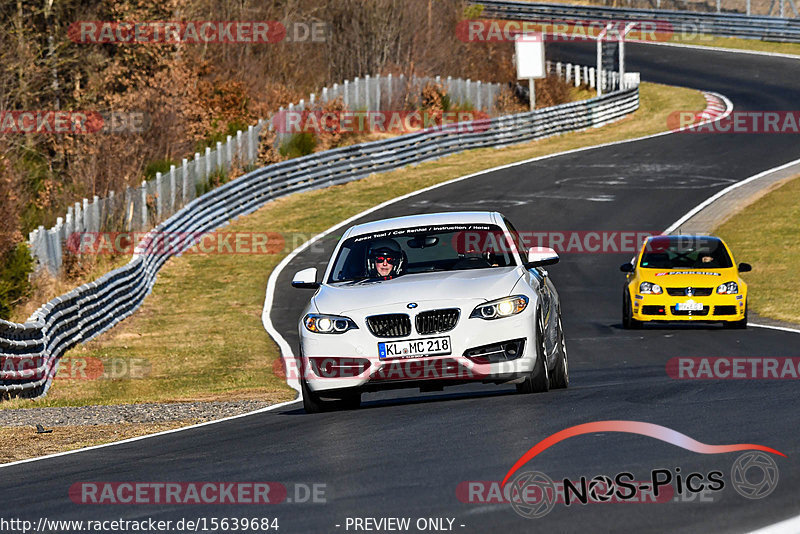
[407,302,418,309]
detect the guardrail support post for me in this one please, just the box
[74,202,82,232]
[182,158,190,204]
[65,208,73,245]
[125,186,133,231]
[140,181,147,230]
[247,126,256,164]
[155,172,163,221]
[107,191,114,230]
[596,39,602,96]
[169,165,177,213]
[376,76,381,112]
[83,198,90,232]
[41,225,53,273]
[226,136,233,171]
[53,221,63,271]
[365,75,370,111]
[92,195,100,231]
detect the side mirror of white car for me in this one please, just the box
[526,247,559,268]
[292,267,320,289]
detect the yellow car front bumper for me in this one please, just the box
[631,293,746,322]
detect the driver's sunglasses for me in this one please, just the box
[374,255,398,265]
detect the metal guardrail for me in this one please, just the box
[473,0,800,41]
[0,78,639,397]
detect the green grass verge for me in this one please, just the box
[1,82,706,409]
[715,175,800,325]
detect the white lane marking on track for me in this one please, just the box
[664,156,800,234]
[410,192,617,206]
[749,515,800,534]
[750,322,800,335]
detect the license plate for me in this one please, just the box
[378,336,452,360]
[676,301,704,311]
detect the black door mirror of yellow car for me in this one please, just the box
[738,262,752,273]
[620,263,635,273]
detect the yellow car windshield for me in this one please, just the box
[640,236,733,269]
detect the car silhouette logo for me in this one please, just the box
[407,303,418,309]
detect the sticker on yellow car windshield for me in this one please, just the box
[655,271,721,276]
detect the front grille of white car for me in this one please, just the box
[415,308,460,335]
[366,314,412,338]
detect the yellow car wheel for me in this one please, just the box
[723,304,748,330]
[622,290,641,329]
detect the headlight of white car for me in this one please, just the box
[470,295,529,320]
[716,282,739,294]
[639,282,663,295]
[304,314,358,334]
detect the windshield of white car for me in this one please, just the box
[639,236,733,269]
[328,224,518,283]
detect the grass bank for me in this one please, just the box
[715,175,800,325]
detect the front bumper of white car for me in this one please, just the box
[298,299,539,393]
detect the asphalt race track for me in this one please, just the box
[4,43,800,533]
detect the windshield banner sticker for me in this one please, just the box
[655,271,722,276]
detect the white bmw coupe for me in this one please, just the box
[291,211,568,412]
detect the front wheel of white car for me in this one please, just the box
[301,378,362,414]
[549,312,569,389]
[301,378,327,413]
[516,309,550,394]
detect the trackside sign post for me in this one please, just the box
[515,33,545,111]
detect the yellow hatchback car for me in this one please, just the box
[621,235,751,329]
